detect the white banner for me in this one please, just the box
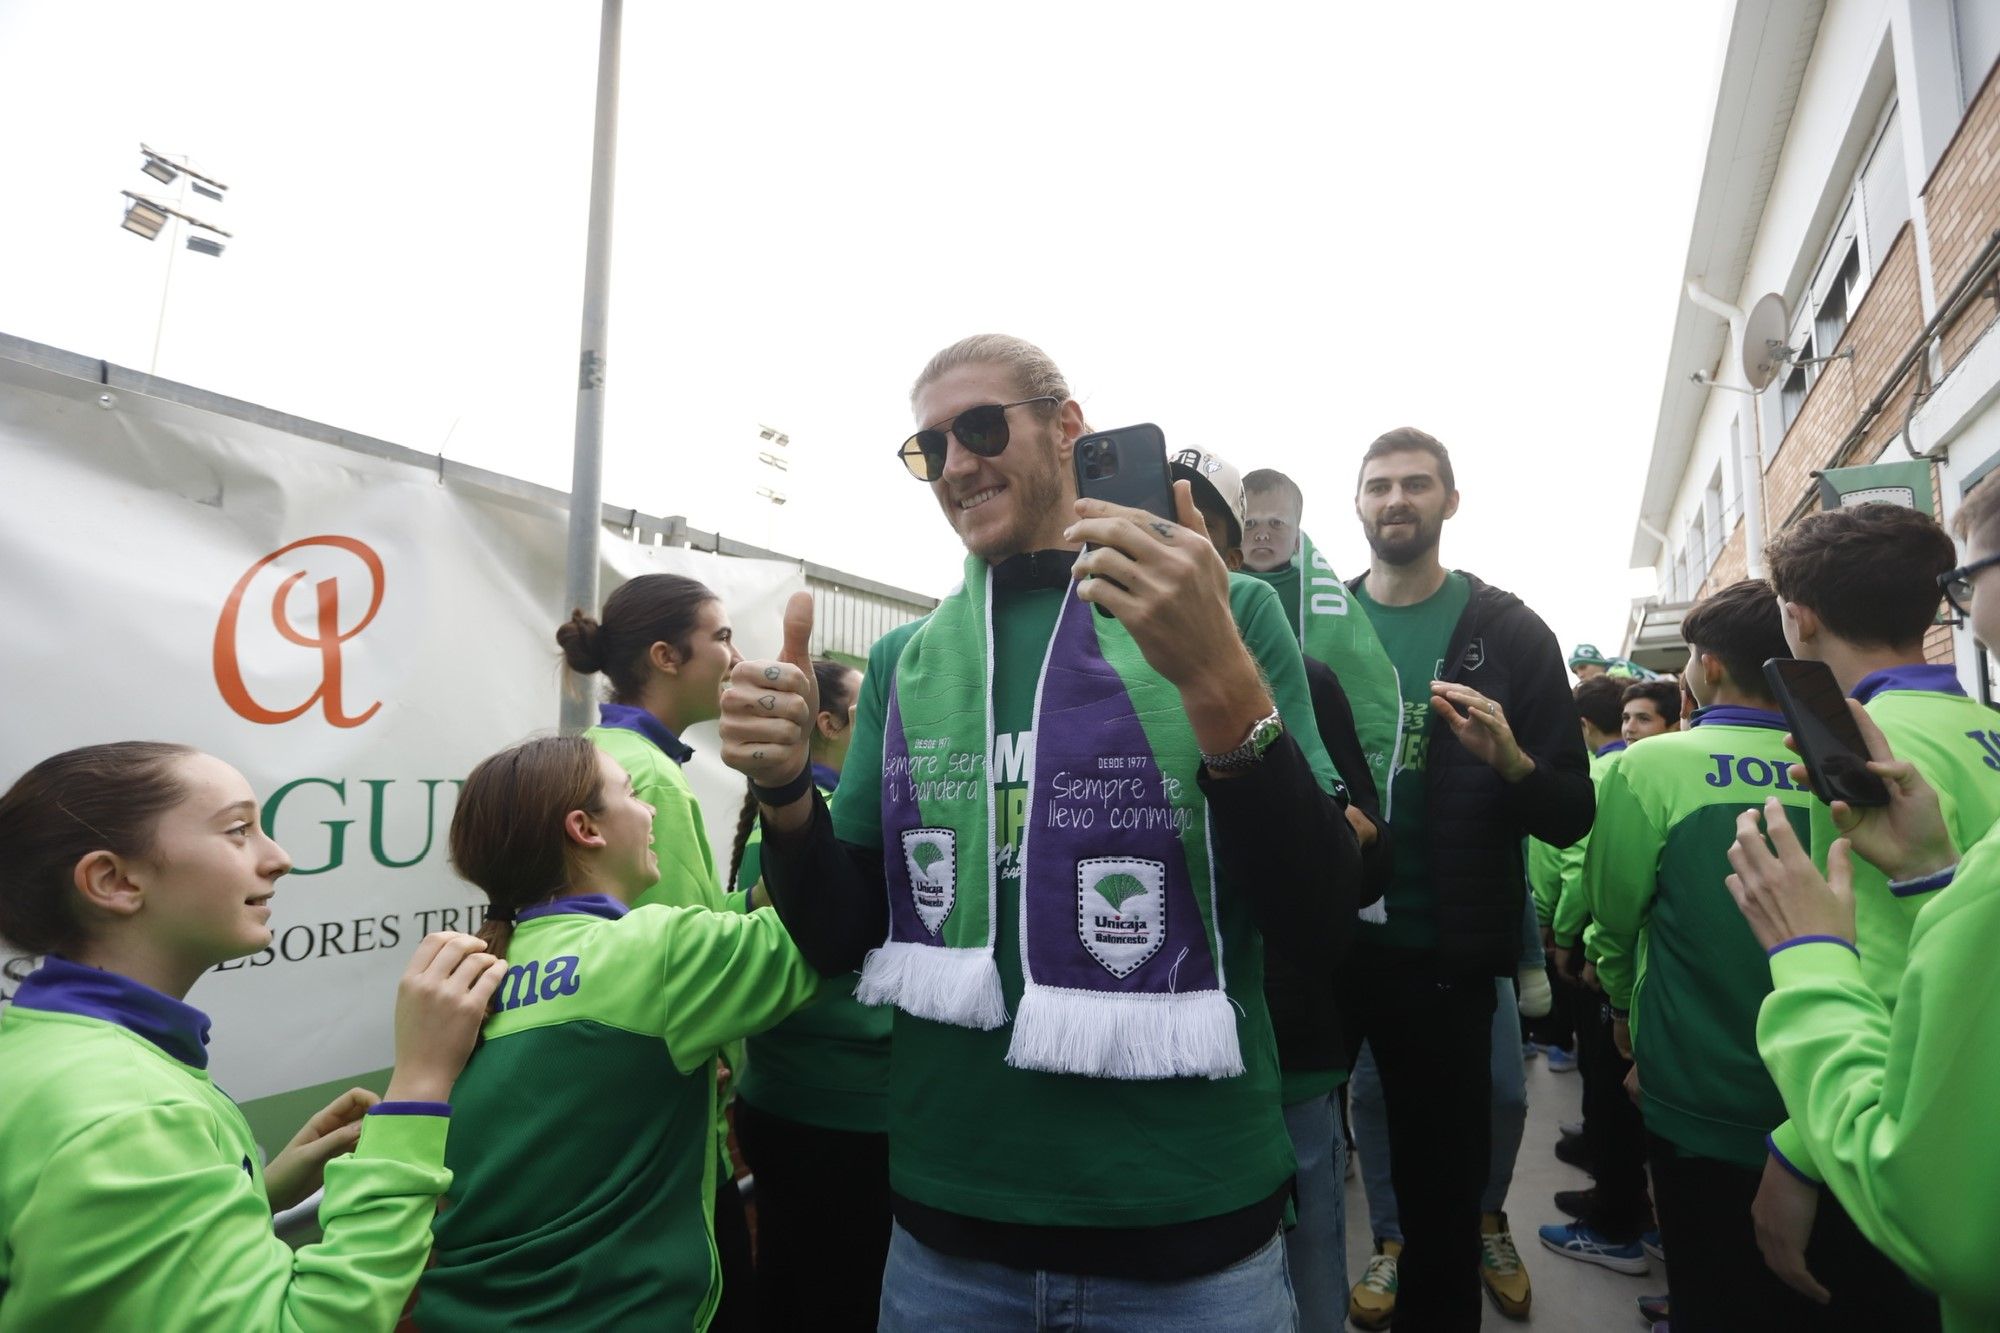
[0,353,803,1111]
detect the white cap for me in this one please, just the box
[1170,447,1246,548]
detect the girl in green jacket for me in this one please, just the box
[0,741,502,1333]
[555,574,757,1321]
[418,735,824,1332]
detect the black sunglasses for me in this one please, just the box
[1939,552,2000,616]
[896,397,1058,482]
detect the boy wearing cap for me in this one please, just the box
[1175,447,1390,1330]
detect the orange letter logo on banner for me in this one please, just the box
[214,535,386,727]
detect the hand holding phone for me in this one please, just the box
[1762,658,1891,807]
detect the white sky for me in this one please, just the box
[0,0,1729,655]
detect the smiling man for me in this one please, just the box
[1343,426,1593,1331]
[720,334,1362,1330]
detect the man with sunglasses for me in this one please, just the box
[720,334,1361,1330]
[1741,501,1992,1317]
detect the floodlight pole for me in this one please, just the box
[560,0,623,733]
[148,164,187,376]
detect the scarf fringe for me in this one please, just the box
[1005,986,1244,1080]
[857,942,1007,1030]
[1358,899,1389,925]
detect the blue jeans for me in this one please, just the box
[1350,978,1531,1241]
[876,1221,1298,1332]
[1282,1092,1348,1330]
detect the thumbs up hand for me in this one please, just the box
[721,591,820,791]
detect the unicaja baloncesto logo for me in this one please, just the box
[213,535,385,728]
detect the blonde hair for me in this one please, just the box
[910,334,1072,411]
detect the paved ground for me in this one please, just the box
[1341,1050,1663,1331]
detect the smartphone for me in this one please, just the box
[1074,423,1175,522]
[1073,424,1175,618]
[1762,657,1891,807]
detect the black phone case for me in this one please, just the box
[1762,658,1892,807]
[1072,423,1174,617]
[1073,423,1175,521]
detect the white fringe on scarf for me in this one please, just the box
[1005,986,1244,1080]
[857,942,1008,1030]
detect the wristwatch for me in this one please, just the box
[1201,707,1284,773]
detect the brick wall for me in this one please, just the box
[1695,518,1748,600]
[1761,226,1926,531]
[1921,55,2000,370]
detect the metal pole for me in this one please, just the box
[559,0,623,733]
[148,164,188,376]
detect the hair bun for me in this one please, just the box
[556,610,607,674]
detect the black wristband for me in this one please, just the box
[751,765,814,808]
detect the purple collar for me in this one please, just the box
[1594,740,1628,758]
[1852,664,1966,704]
[1691,704,1788,732]
[810,762,843,794]
[12,956,212,1068]
[516,893,630,925]
[596,702,694,765]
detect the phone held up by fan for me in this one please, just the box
[1073,423,1177,619]
[1763,657,1892,808]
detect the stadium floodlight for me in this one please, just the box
[140,152,179,185]
[185,233,225,257]
[122,197,170,240]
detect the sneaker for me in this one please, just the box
[1536,1220,1650,1274]
[1642,1230,1665,1263]
[1479,1211,1533,1320]
[1553,1186,1595,1220]
[1559,1119,1585,1139]
[1522,1040,1539,1063]
[1553,1131,1596,1175]
[1348,1239,1401,1330]
[1542,1043,1579,1073]
[1637,1293,1669,1325]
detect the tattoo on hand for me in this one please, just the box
[763,665,781,682]
[753,750,766,761]
[759,694,776,711]
[1148,521,1175,541]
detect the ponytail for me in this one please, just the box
[725,787,760,897]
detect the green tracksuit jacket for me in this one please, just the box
[1545,742,1625,949]
[1586,707,1812,1168]
[1770,666,2000,1180]
[0,957,451,1332]
[1759,836,2000,1331]
[419,894,818,1332]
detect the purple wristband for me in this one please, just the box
[369,1101,452,1117]
[1767,934,1859,959]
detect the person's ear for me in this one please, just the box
[1784,601,1821,645]
[73,850,145,921]
[1224,547,1244,572]
[1701,651,1726,694]
[1054,400,1085,466]
[563,808,607,850]
[648,641,681,677]
[815,710,842,741]
[1442,489,1461,521]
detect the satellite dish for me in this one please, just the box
[1741,292,1790,390]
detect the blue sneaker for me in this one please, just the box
[1642,1230,1665,1263]
[1542,1044,1579,1073]
[1537,1220,1650,1274]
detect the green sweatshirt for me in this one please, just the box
[1759,839,2000,1332]
[1545,743,1625,948]
[420,895,818,1331]
[0,961,451,1332]
[1586,708,1811,1168]
[734,778,893,1135]
[831,573,1336,1229]
[1770,668,2000,1181]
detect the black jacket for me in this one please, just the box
[1349,570,1594,976]
[1264,658,1391,1076]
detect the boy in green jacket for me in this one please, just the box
[1754,503,2000,1304]
[1725,485,2000,1332]
[1569,579,1927,1330]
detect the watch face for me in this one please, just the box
[1251,715,1283,749]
